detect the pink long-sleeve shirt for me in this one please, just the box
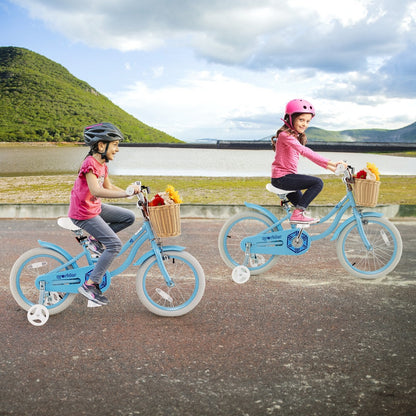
[271,130,329,178]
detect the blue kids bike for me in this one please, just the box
[10,183,205,326]
[218,165,402,283]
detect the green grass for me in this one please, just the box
[1,175,415,205]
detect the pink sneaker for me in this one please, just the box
[290,209,319,224]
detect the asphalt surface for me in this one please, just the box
[0,218,415,416]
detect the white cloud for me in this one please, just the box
[109,66,416,140]
[152,66,164,78]
[400,1,416,33]
[108,70,284,139]
[292,0,370,27]
[8,0,416,139]
[12,0,414,77]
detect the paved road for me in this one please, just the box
[0,218,415,416]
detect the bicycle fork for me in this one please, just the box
[353,210,373,251]
[151,240,175,288]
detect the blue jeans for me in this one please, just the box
[271,174,323,210]
[71,204,135,284]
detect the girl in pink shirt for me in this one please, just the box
[69,123,141,305]
[271,99,345,223]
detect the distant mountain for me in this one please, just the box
[306,124,416,143]
[252,123,416,143]
[0,47,181,143]
[194,123,416,145]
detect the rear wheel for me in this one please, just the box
[218,211,280,275]
[10,248,76,314]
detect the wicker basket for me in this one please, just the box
[148,203,181,237]
[352,179,380,207]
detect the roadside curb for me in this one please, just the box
[0,203,415,219]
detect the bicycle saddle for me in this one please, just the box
[57,217,81,232]
[266,183,296,196]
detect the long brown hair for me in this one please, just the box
[271,113,307,151]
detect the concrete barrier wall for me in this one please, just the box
[0,203,412,220]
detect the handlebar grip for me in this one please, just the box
[335,164,346,176]
[126,186,135,198]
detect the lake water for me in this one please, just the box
[1,145,415,177]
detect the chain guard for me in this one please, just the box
[241,229,311,255]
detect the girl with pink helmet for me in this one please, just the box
[271,99,346,223]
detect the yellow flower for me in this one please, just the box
[366,162,380,181]
[166,185,183,204]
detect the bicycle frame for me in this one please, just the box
[34,213,185,296]
[241,176,382,255]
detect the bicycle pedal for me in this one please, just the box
[296,223,310,229]
[87,300,102,308]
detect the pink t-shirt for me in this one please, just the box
[271,130,329,178]
[68,156,108,220]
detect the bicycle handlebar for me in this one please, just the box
[126,181,150,197]
[125,181,152,219]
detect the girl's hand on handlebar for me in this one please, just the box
[328,160,347,174]
[334,161,348,176]
[126,184,141,198]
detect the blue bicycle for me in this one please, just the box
[218,166,402,283]
[10,183,205,325]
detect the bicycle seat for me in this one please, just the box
[57,217,81,232]
[266,183,296,197]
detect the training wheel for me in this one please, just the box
[232,266,250,284]
[27,304,49,326]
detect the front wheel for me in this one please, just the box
[336,216,403,279]
[218,211,281,275]
[136,250,205,317]
[10,248,77,314]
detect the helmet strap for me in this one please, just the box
[99,142,110,162]
[281,117,294,131]
[91,141,109,162]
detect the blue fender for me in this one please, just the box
[38,240,74,261]
[330,212,383,241]
[134,245,186,266]
[244,202,280,224]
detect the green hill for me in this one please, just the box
[0,46,181,143]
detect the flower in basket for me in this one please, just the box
[149,185,183,206]
[367,162,380,181]
[166,185,183,204]
[355,162,380,181]
[356,169,367,179]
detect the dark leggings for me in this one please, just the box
[271,174,323,210]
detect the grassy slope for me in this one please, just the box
[0,47,180,143]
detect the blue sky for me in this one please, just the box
[1,0,415,141]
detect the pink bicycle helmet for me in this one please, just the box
[283,99,315,130]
